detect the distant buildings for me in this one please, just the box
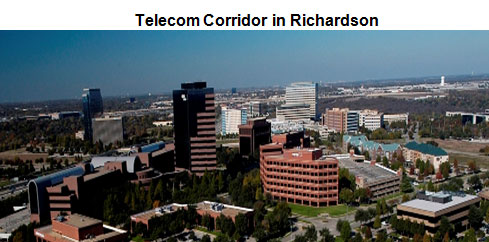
[49,111,82,120]
[34,213,127,242]
[322,108,346,132]
[359,109,383,131]
[238,117,271,158]
[275,82,318,121]
[446,111,489,125]
[383,113,409,125]
[397,191,480,234]
[91,116,124,145]
[248,101,263,117]
[82,88,103,142]
[322,108,359,133]
[272,131,310,149]
[221,106,247,135]
[285,82,318,119]
[173,82,217,175]
[323,108,407,131]
[152,120,173,127]
[403,141,448,172]
[343,135,402,161]
[260,143,339,207]
[269,119,305,134]
[75,130,84,140]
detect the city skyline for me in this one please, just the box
[1,31,489,102]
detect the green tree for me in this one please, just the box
[427,180,435,191]
[364,151,370,160]
[376,230,387,242]
[303,225,317,242]
[319,227,334,242]
[355,209,372,224]
[202,214,213,230]
[354,188,370,204]
[463,228,477,242]
[364,226,372,239]
[216,214,235,237]
[340,221,351,241]
[373,215,381,229]
[468,175,482,190]
[339,188,354,205]
[402,194,410,202]
[235,213,248,237]
[401,176,414,193]
[214,234,232,242]
[438,217,453,239]
[352,232,363,242]
[468,205,483,230]
[382,156,389,168]
[485,207,489,223]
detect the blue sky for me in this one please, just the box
[0,31,488,103]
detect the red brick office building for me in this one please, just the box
[34,214,127,242]
[260,144,339,207]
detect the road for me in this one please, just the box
[282,212,361,241]
[0,207,30,233]
[0,186,27,201]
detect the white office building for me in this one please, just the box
[285,82,318,120]
[359,109,383,131]
[221,107,247,135]
[383,113,409,125]
[276,104,312,122]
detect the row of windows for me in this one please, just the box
[265,169,338,177]
[266,181,338,191]
[369,182,400,191]
[265,161,337,169]
[268,188,338,198]
[265,175,338,184]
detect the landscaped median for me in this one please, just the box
[288,203,355,217]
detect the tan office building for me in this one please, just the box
[397,191,480,234]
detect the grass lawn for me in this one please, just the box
[195,227,223,237]
[0,180,11,188]
[382,192,403,201]
[131,235,145,242]
[335,237,345,242]
[288,203,354,217]
[449,153,489,169]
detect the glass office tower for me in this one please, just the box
[172,82,216,175]
[82,88,103,142]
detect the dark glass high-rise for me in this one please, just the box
[173,82,216,175]
[82,88,103,141]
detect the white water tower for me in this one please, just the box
[440,76,445,86]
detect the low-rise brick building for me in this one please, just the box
[34,213,127,242]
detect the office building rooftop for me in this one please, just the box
[335,155,397,180]
[399,192,479,213]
